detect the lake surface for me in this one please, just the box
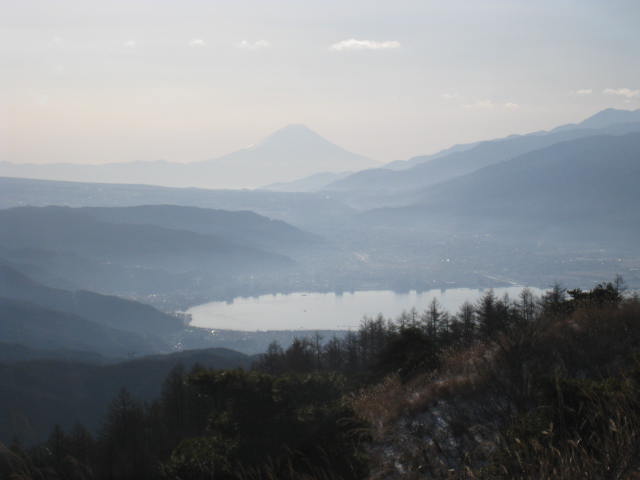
[187,287,546,331]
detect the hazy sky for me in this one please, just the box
[1,0,639,165]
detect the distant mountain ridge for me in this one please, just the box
[385,107,640,171]
[323,109,640,208]
[551,107,640,132]
[361,131,640,245]
[200,124,375,180]
[0,124,377,190]
[0,205,299,298]
[0,176,355,230]
[261,171,353,192]
[77,205,319,254]
[0,206,292,269]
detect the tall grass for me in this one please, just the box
[353,294,640,479]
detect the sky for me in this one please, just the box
[1,0,639,165]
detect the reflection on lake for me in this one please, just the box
[187,287,546,331]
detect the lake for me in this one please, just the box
[186,287,547,331]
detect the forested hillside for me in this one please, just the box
[0,265,183,337]
[0,298,162,357]
[4,280,639,479]
[0,348,251,445]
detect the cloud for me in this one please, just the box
[235,39,271,50]
[573,89,593,95]
[441,92,461,100]
[124,40,136,48]
[330,38,401,51]
[188,38,206,47]
[463,99,495,109]
[462,100,520,110]
[603,87,640,99]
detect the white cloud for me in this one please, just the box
[441,92,461,100]
[462,100,520,110]
[330,38,401,51]
[124,40,136,48]
[574,89,593,95]
[463,99,495,109]
[188,38,206,47]
[603,87,640,99]
[235,39,271,50]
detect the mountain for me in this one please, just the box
[326,109,640,208]
[0,298,161,358]
[79,205,319,254]
[0,347,251,443]
[0,342,108,364]
[361,132,640,245]
[385,107,640,171]
[262,171,353,192]
[0,176,354,230]
[0,206,296,298]
[383,141,483,171]
[198,124,377,187]
[552,107,640,132]
[0,265,183,337]
[0,125,377,190]
[0,206,292,271]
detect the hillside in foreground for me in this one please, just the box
[3,280,640,479]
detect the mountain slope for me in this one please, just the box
[0,206,292,272]
[0,342,108,364]
[0,298,161,357]
[385,107,640,171]
[552,107,640,132]
[0,265,183,336]
[362,132,640,244]
[0,206,296,299]
[383,141,483,171]
[0,125,377,189]
[0,176,354,230]
[0,347,251,443]
[79,205,319,254]
[326,110,640,207]
[197,124,376,187]
[262,171,353,192]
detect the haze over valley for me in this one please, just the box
[2,2,640,478]
[0,124,379,189]
[2,108,639,311]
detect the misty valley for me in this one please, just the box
[2,106,640,479]
[2,4,640,476]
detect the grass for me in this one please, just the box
[352,295,640,479]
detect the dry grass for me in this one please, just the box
[480,381,640,479]
[353,341,498,434]
[353,297,640,479]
